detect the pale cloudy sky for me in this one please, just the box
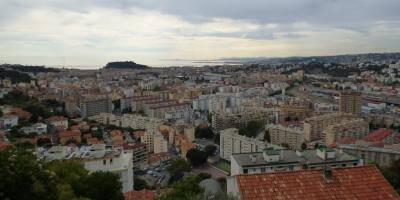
[0,0,400,67]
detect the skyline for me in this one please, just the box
[1,0,400,67]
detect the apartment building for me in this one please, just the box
[230,148,361,175]
[154,133,168,154]
[212,108,277,131]
[325,118,369,146]
[280,104,311,120]
[144,101,191,122]
[219,128,268,161]
[339,91,362,116]
[338,142,400,168]
[80,95,112,118]
[121,114,163,132]
[303,112,357,141]
[122,142,148,169]
[266,123,305,150]
[39,144,134,193]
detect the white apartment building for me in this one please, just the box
[0,114,18,129]
[219,128,267,161]
[192,93,242,113]
[38,144,134,193]
[21,123,47,135]
[121,114,163,132]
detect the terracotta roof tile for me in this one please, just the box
[124,189,153,200]
[363,128,395,142]
[235,165,400,200]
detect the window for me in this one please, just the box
[103,159,106,165]
[243,169,248,174]
[261,167,266,173]
[110,159,113,164]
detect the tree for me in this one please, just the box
[156,175,204,200]
[239,120,263,138]
[134,177,148,190]
[168,158,191,179]
[0,148,59,200]
[204,145,217,157]
[45,160,88,197]
[301,142,307,150]
[264,130,271,143]
[195,126,214,139]
[84,171,124,200]
[0,108,3,118]
[186,149,208,167]
[280,143,291,149]
[314,143,320,149]
[214,133,220,145]
[381,159,400,193]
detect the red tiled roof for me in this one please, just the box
[124,189,153,200]
[235,165,399,200]
[337,136,357,144]
[110,130,123,137]
[59,130,81,138]
[47,116,68,122]
[363,128,394,142]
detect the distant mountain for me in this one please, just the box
[104,61,149,70]
[0,64,60,83]
[219,52,400,64]
[0,64,60,74]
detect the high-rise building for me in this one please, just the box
[339,91,362,115]
[80,95,112,118]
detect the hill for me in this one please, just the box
[103,61,149,70]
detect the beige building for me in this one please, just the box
[325,119,369,146]
[266,124,305,150]
[154,134,168,154]
[219,128,267,161]
[212,108,277,131]
[303,113,356,141]
[339,91,362,116]
[80,95,113,118]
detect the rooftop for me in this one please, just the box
[235,165,399,200]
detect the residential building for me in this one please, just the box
[154,133,168,154]
[212,108,276,131]
[0,114,18,129]
[122,142,148,169]
[38,144,134,193]
[219,128,269,161]
[339,91,362,115]
[338,142,400,168]
[80,95,112,118]
[47,116,69,128]
[303,112,358,141]
[266,123,304,150]
[230,148,361,175]
[21,123,47,135]
[59,130,81,145]
[325,118,369,146]
[227,165,399,200]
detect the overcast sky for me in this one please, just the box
[1,0,400,67]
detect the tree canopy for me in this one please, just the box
[195,126,214,139]
[186,149,208,167]
[0,148,124,200]
[239,120,264,138]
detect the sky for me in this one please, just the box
[0,0,400,68]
